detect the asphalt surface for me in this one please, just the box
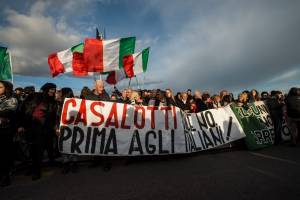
[1,144,300,200]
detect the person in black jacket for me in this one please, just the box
[176,92,191,112]
[86,80,110,101]
[85,80,111,171]
[18,83,57,180]
[0,81,18,187]
[80,86,91,99]
[265,90,284,145]
[56,87,79,174]
[285,87,300,146]
[193,89,208,112]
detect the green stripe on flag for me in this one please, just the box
[142,47,150,72]
[119,37,135,69]
[0,47,12,81]
[71,43,84,53]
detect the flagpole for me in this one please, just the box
[135,75,140,90]
[97,27,104,81]
[128,78,132,87]
[8,50,13,84]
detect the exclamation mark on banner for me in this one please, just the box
[226,117,233,141]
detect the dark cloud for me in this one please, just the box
[148,0,300,92]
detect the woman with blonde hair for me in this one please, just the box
[130,90,143,105]
[165,88,177,106]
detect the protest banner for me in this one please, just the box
[182,106,246,152]
[59,98,246,156]
[59,98,186,156]
[230,101,275,150]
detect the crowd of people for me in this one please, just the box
[0,79,300,187]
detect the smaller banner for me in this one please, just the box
[231,101,275,150]
[182,106,246,152]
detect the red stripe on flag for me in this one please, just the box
[48,53,64,77]
[123,55,134,78]
[106,71,117,85]
[83,38,104,72]
[72,52,88,76]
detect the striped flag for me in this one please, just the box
[48,43,87,77]
[83,37,135,73]
[106,69,127,85]
[123,48,149,78]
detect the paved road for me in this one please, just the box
[1,144,300,200]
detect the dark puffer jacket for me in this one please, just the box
[286,95,300,119]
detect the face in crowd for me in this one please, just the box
[111,95,117,101]
[251,89,258,97]
[220,90,229,99]
[181,92,188,101]
[122,89,127,99]
[238,92,248,104]
[55,90,62,102]
[48,88,56,97]
[142,91,150,99]
[126,88,132,99]
[194,90,202,99]
[165,89,172,98]
[15,89,23,96]
[0,82,5,96]
[95,80,105,95]
[214,95,221,103]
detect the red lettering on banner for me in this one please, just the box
[147,106,158,129]
[90,101,105,126]
[121,104,131,129]
[134,106,145,129]
[172,106,177,129]
[105,103,119,128]
[160,106,172,130]
[74,99,87,126]
[61,98,76,125]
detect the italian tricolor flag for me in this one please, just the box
[123,48,149,78]
[83,37,135,73]
[106,69,127,85]
[48,43,87,77]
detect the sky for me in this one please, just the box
[0,0,299,95]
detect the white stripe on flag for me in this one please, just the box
[133,52,143,75]
[57,48,72,65]
[57,48,72,73]
[103,39,120,72]
[64,62,72,73]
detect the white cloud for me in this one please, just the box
[0,1,81,76]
